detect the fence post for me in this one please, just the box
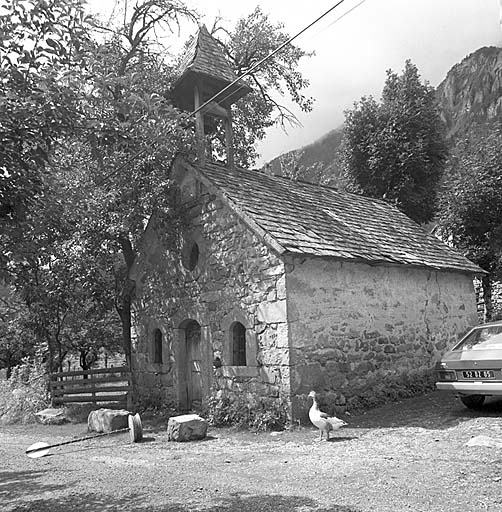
[126,368,133,411]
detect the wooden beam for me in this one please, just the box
[194,80,206,164]
[52,394,128,404]
[225,106,234,168]
[50,375,129,388]
[50,366,130,379]
[200,101,229,119]
[52,385,131,396]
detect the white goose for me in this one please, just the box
[308,390,347,441]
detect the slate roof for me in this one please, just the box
[188,161,482,275]
[177,25,237,85]
[171,25,251,110]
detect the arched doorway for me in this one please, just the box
[179,319,202,410]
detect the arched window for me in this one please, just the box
[232,322,247,366]
[182,241,199,271]
[153,328,163,364]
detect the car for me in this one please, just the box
[436,320,502,408]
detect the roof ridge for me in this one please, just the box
[208,161,401,209]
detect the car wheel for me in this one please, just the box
[460,394,486,409]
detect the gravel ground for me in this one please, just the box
[2,390,502,512]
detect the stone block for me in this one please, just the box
[257,300,287,324]
[88,408,131,433]
[35,408,68,425]
[167,414,208,442]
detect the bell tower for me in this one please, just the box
[171,25,251,168]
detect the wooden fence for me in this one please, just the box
[50,366,131,407]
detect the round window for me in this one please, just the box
[182,241,199,271]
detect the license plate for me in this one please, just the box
[462,370,495,379]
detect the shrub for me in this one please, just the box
[203,390,290,432]
[0,358,50,424]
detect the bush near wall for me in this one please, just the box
[203,389,290,432]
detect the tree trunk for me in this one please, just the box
[482,274,493,322]
[6,355,13,379]
[117,235,136,370]
[117,289,133,369]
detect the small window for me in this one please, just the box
[153,328,163,364]
[182,241,199,271]
[232,322,247,366]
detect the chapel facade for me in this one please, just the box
[130,26,481,420]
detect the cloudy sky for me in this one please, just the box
[88,0,502,165]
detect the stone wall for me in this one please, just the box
[131,170,290,409]
[285,257,478,420]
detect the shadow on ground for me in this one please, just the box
[4,492,361,512]
[348,391,502,430]
[0,470,74,503]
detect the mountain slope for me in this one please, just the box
[262,127,343,185]
[437,46,502,140]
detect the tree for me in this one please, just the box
[437,125,502,321]
[262,150,330,185]
[1,0,197,370]
[0,0,89,223]
[341,60,448,224]
[211,7,314,167]
[4,167,124,372]
[51,2,315,366]
[0,288,34,378]
[1,0,314,373]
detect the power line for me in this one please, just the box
[191,0,348,117]
[97,0,361,186]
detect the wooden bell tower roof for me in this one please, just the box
[171,25,251,112]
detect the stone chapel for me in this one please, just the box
[130,25,481,420]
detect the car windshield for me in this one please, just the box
[454,325,502,351]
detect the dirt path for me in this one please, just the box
[2,391,502,512]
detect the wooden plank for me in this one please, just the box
[52,394,128,404]
[50,366,129,379]
[50,376,129,389]
[52,385,130,396]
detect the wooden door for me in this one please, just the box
[185,321,202,409]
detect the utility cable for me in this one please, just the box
[191,0,348,117]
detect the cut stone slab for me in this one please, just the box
[88,408,130,433]
[35,408,68,425]
[466,435,502,448]
[167,414,208,442]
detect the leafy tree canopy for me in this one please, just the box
[211,6,314,167]
[1,0,315,370]
[341,60,448,224]
[438,126,502,272]
[0,0,89,221]
[437,125,502,319]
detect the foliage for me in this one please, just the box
[437,125,502,320]
[1,0,314,375]
[0,0,89,222]
[263,149,332,185]
[0,357,50,424]
[203,390,289,432]
[341,60,448,224]
[0,288,35,377]
[1,0,197,369]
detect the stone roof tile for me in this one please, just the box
[193,161,482,274]
[177,25,237,85]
